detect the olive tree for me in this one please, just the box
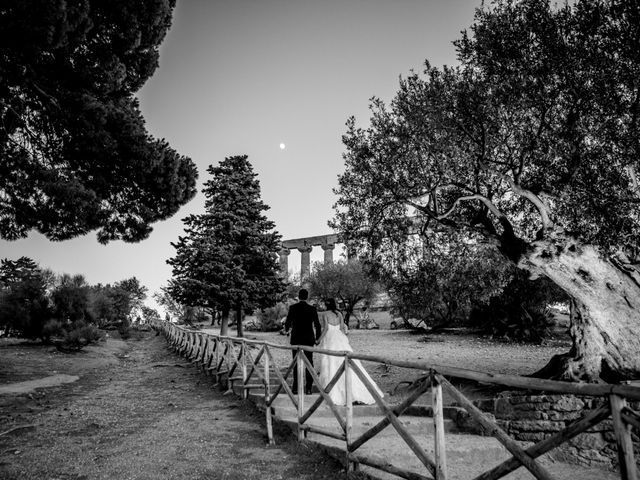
[334,0,640,382]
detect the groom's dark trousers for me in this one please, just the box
[284,300,321,393]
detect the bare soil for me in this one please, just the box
[0,327,572,479]
[0,331,351,480]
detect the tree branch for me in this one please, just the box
[627,166,639,196]
[501,175,553,231]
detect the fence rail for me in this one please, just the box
[152,320,640,480]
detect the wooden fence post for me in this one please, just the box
[610,394,638,480]
[297,349,305,441]
[431,372,447,480]
[345,355,355,473]
[223,339,232,391]
[241,341,248,399]
[265,347,274,445]
[213,337,220,384]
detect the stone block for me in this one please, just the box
[517,432,547,442]
[494,397,514,416]
[587,418,613,432]
[569,432,606,450]
[519,402,552,411]
[497,403,549,420]
[574,449,613,469]
[515,410,548,420]
[552,396,585,412]
[509,420,565,432]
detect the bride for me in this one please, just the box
[316,298,384,405]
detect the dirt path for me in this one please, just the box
[0,332,350,480]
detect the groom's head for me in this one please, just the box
[298,289,309,301]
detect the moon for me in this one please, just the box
[279,143,286,150]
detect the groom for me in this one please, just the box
[284,288,321,394]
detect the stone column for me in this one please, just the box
[321,244,335,266]
[298,246,313,280]
[278,248,290,276]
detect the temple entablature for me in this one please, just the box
[279,233,342,278]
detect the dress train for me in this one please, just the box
[317,323,383,405]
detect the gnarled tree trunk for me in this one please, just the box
[520,232,640,382]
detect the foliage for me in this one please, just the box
[88,278,147,327]
[381,232,513,330]
[153,285,188,321]
[109,277,147,322]
[0,257,42,284]
[332,1,640,381]
[41,319,64,343]
[0,257,51,338]
[333,0,640,279]
[306,259,379,327]
[167,155,286,336]
[88,288,117,326]
[282,273,303,300]
[50,274,91,323]
[0,0,198,243]
[41,318,103,350]
[469,271,568,343]
[60,322,103,351]
[0,257,148,346]
[256,300,289,332]
[117,316,131,340]
[141,306,161,324]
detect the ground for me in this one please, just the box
[0,331,350,480]
[235,326,572,403]
[0,327,571,479]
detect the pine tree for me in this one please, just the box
[167,155,285,336]
[0,1,197,242]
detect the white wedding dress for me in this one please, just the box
[317,313,384,405]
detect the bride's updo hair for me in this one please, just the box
[324,298,337,312]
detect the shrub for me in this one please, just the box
[256,302,288,331]
[383,237,513,331]
[117,316,131,340]
[469,271,567,343]
[60,322,103,351]
[470,305,555,343]
[0,277,51,339]
[41,319,65,343]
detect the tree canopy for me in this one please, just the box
[336,0,640,262]
[0,257,146,344]
[167,155,285,336]
[333,0,640,381]
[0,0,197,243]
[0,257,50,338]
[379,232,513,329]
[306,259,379,327]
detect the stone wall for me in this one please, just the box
[476,392,640,471]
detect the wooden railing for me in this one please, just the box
[152,320,640,480]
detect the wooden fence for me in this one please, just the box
[152,320,640,480]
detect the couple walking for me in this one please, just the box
[283,288,383,405]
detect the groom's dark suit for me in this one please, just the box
[285,300,321,394]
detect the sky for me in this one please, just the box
[0,0,482,307]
